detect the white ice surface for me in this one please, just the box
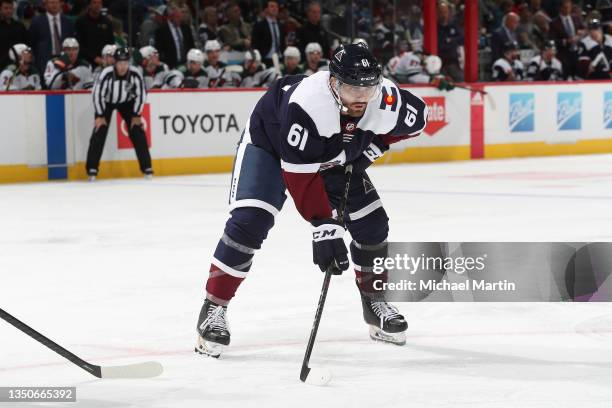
[1,154,612,407]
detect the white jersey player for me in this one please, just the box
[303,42,329,76]
[44,38,94,90]
[240,49,279,87]
[92,44,117,84]
[0,44,41,91]
[203,40,242,88]
[492,41,525,81]
[165,49,209,89]
[195,44,428,358]
[138,45,171,90]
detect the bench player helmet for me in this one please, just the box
[328,43,382,112]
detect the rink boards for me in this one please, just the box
[1,80,612,183]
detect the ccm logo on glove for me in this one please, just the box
[312,224,345,241]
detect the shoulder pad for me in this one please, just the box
[493,58,512,71]
[528,55,541,65]
[288,71,340,137]
[358,78,402,134]
[581,36,598,50]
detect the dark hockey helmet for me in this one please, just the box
[543,40,556,50]
[329,43,382,87]
[502,41,519,53]
[588,18,601,30]
[114,47,131,61]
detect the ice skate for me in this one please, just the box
[195,299,230,358]
[360,293,407,345]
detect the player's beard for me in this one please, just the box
[346,102,367,117]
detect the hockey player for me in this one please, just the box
[0,44,41,91]
[491,41,525,82]
[303,42,329,76]
[166,49,209,89]
[577,19,612,80]
[86,47,152,180]
[138,45,170,90]
[240,49,279,88]
[44,38,94,90]
[387,47,429,84]
[92,44,117,83]
[195,44,428,357]
[203,40,242,87]
[281,46,304,76]
[527,41,563,81]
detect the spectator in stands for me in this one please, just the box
[170,0,193,26]
[296,2,329,59]
[516,3,536,49]
[303,42,328,75]
[531,13,551,51]
[281,46,303,75]
[437,1,464,82]
[372,14,395,64]
[139,5,166,47]
[0,0,28,70]
[110,16,128,47]
[154,3,195,68]
[550,0,584,78]
[28,0,75,77]
[137,45,170,89]
[491,41,525,81]
[218,3,251,51]
[240,49,278,87]
[491,12,519,61]
[526,40,563,80]
[108,0,147,43]
[251,0,285,67]
[278,4,299,47]
[92,44,116,82]
[0,44,41,90]
[530,0,551,22]
[75,0,115,68]
[44,37,93,89]
[198,6,219,46]
[203,39,241,87]
[577,18,612,79]
[403,5,424,52]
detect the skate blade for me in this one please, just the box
[368,325,406,346]
[195,335,223,358]
[88,175,96,182]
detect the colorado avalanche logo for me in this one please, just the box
[335,48,346,62]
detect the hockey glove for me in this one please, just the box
[351,136,389,173]
[311,218,349,274]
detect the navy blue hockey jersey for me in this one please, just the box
[248,71,428,221]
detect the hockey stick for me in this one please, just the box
[0,308,163,379]
[300,164,353,385]
[453,84,488,95]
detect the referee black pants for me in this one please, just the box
[85,100,152,175]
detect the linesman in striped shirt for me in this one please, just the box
[86,47,153,180]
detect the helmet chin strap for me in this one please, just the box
[329,77,349,113]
